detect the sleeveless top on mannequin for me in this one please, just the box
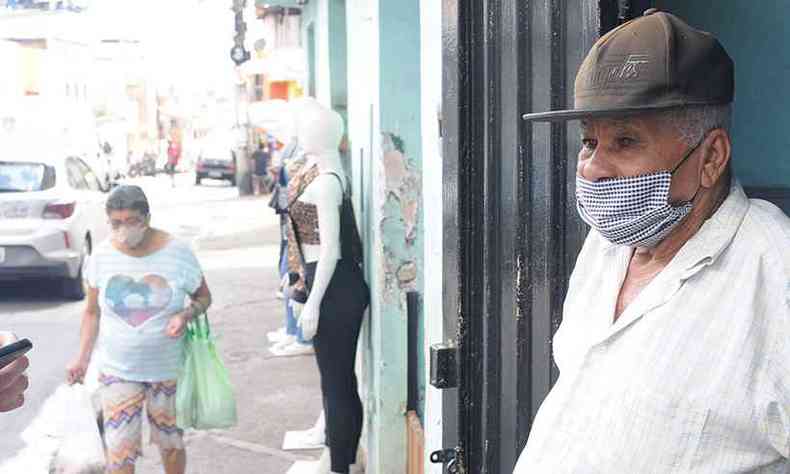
[288,163,322,246]
[286,161,364,303]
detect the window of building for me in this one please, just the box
[254,74,265,101]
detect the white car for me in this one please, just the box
[0,137,110,300]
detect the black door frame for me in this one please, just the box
[441,1,652,472]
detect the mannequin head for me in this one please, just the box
[294,99,344,156]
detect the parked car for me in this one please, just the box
[195,137,237,186]
[0,136,109,300]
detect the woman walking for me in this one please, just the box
[66,185,211,474]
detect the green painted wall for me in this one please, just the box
[379,0,424,419]
[329,0,348,122]
[307,23,316,97]
[658,0,790,187]
[360,0,424,471]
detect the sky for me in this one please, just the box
[87,0,238,98]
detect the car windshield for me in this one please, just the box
[0,161,52,192]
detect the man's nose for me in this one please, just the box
[578,150,616,182]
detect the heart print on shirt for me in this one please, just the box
[105,274,174,328]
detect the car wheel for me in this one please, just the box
[195,174,202,185]
[62,240,89,301]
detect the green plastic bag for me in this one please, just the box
[176,314,238,430]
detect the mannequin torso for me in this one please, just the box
[297,156,346,263]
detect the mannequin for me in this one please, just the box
[268,99,314,356]
[268,132,314,357]
[287,100,369,474]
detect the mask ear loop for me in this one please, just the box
[670,136,705,174]
[670,135,706,204]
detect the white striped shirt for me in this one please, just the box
[86,238,203,382]
[515,182,790,473]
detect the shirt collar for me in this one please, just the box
[600,180,750,274]
[672,180,749,276]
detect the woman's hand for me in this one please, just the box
[0,332,29,412]
[165,313,190,338]
[65,356,89,385]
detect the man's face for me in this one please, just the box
[578,114,702,204]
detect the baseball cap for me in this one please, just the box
[522,9,734,122]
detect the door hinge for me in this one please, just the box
[429,342,457,389]
[430,448,459,473]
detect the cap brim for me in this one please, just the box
[521,104,678,122]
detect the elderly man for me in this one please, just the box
[516,9,789,474]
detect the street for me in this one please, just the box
[0,173,324,473]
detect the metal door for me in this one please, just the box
[439,1,651,472]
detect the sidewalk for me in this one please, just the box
[139,195,324,474]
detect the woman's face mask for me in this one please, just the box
[109,214,149,248]
[112,225,147,248]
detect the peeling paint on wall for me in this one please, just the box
[397,261,418,287]
[378,132,422,305]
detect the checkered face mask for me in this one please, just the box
[575,140,702,248]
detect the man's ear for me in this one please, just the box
[700,128,731,188]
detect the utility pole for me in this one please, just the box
[231,0,253,195]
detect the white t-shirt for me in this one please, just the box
[85,238,204,382]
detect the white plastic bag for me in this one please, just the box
[48,384,105,474]
[0,350,106,474]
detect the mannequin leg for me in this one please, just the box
[282,248,299,338]
[285,297,299,337]
[313,264,366,473]
[313,340,362,473]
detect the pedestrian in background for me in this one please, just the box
[165,140,181,188]
[252,142,271,195]
[66,185,212,474]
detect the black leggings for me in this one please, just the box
[305,259,369,473]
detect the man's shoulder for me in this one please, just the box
[739,198,790,273]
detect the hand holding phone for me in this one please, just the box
[0,333,31,413]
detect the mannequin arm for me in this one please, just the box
[298,175,343,338]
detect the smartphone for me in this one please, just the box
[0,339,32,370]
